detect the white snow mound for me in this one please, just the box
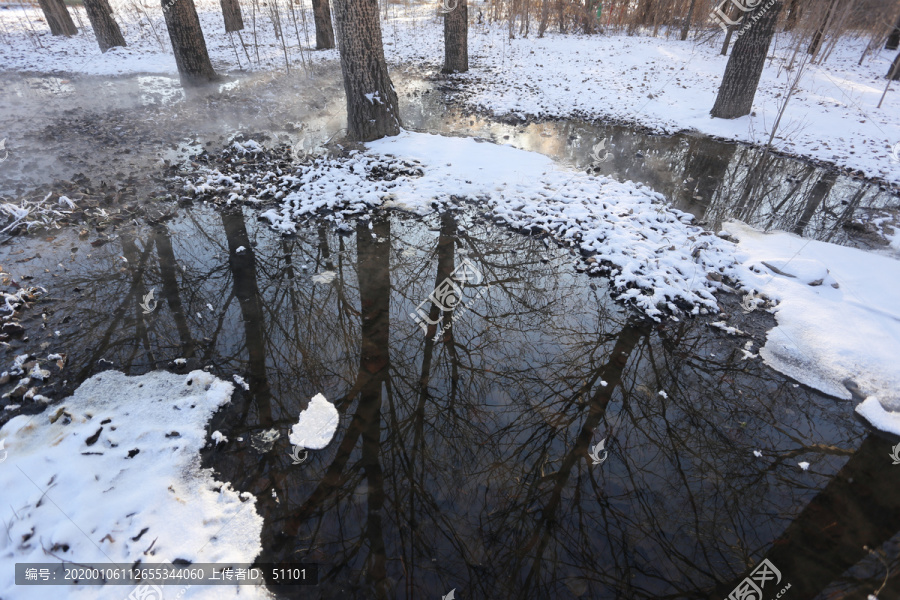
[0,370,269,600]
[289,393,339,450]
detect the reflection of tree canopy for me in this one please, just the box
[13,207,892,599]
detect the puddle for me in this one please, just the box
[1,68,897,250]
[0,205,896,599]
[403,86,899,247]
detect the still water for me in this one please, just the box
[1,205,896,599]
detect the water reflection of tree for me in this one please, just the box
[25,209,895,599]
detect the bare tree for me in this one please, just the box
[82,0,126,52]
[711,1,783,119]
[443,0,469,73]
[161,0,218,85]
[312,0,336,49]
[332,0,401,140]
[37,0,77,36]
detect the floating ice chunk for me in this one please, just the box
[290,393,339,450]
[311,271,337,284]
[233,374,250,391]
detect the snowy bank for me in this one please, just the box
[725,221,900,426]
[0,370,269,600]
[232,130,739,319]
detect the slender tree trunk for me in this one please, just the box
[37,0,77,36]
[887,12,900,50]
[82,0,126,51]
[791,171,837,235]
[782,0,800,31]
[161,0,217,85]
[807,0,835,56]
[538,0,550,37]
[718,1,740,56]
[443,0,468,73]
[557,0,565,32]
[711,1,783,119]
[680,0,696,40]
[153,226,196,358]
[220,0,245,32]
[332,0,401,141]
[312,0,335,49]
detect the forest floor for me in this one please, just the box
[2,1,900,183]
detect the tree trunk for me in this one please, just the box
[680,0,696,40]
[717,1,739,55]
[332,0,401,141]
[538,0,550,37]
[443,0,468,73]
[220,0,244,32]
[807,0,835,56]
[37,0,77,36]
[711,1,783,119]
[312,0,335,49]
[82,0,126,52]
[782,0,800,31]
[887,50,900,80]
[887,12,900,50]
[161,0,217,85]
[791,170,836,235]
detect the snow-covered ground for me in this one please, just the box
[0,370,270,600]
[725,221,900,432]
[3,2,900,183]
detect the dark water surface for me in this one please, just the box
[1,205,898,599]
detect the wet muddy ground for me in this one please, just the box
[1,66,899,599]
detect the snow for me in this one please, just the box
[253,130,738,318]
[233,374,250,391]
[289,393,339,450]
[1,5,899,180]
[235,245,246,254]
[211,430,228,445]
[0,370,269,600]
[753,450,763,458]
[310,270,337,284]
[725,221,900,410]
[798,461,810,471]
[855,396,900,436]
